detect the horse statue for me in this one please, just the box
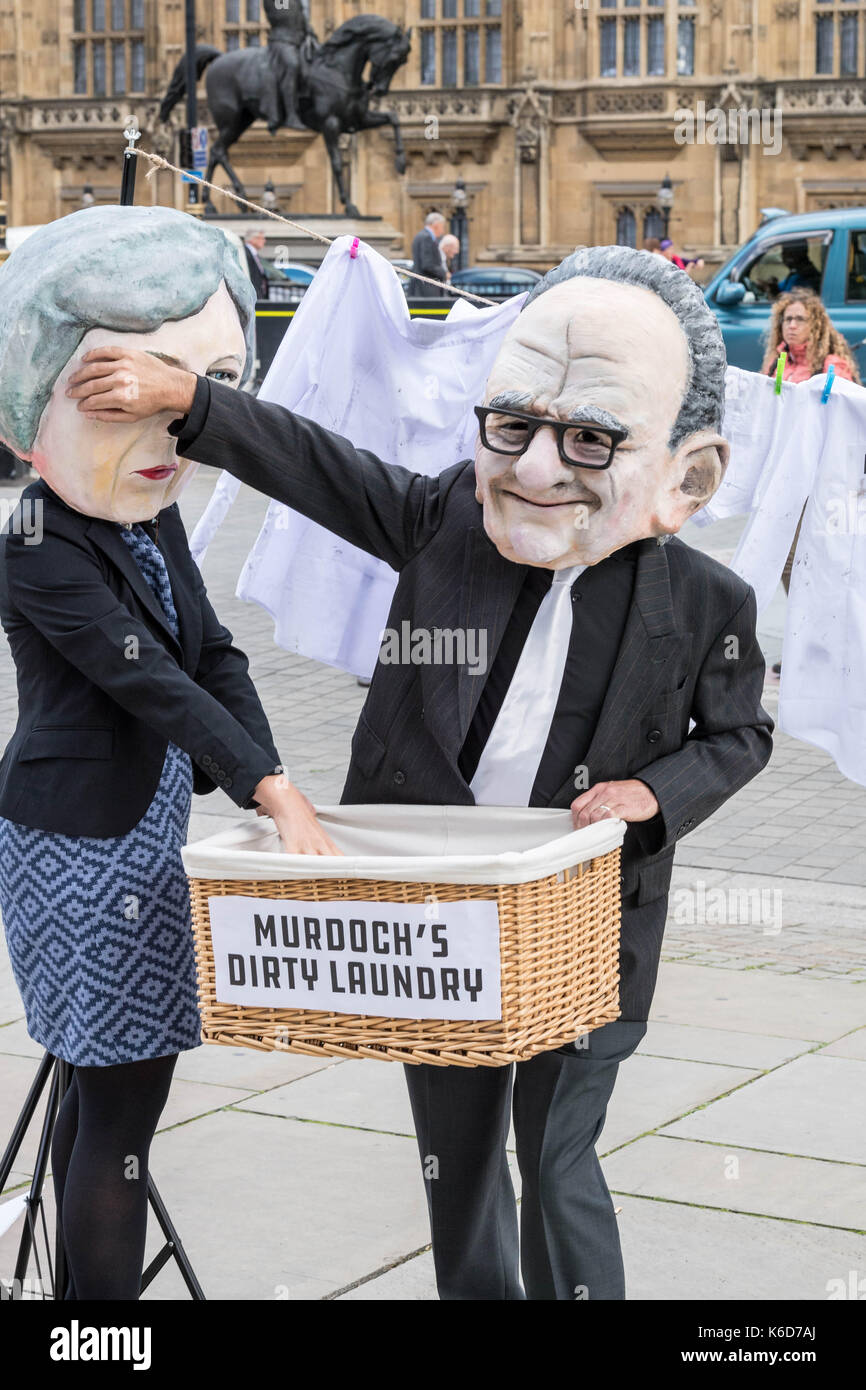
[158,15,411,218]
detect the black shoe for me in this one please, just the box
[772,661,781,675]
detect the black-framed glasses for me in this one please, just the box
[473,405,627,470]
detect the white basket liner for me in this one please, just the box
[182,804,625,887]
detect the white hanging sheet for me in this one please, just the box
[190,234,524,677]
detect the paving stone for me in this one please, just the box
[638,1022,813,1070]
[599,1054,757,1154]
[235,1057,416,1136]
[650,964,866,1041]
[602,1134,866,1229]
[140,1108,429,1300]
[820,1029,866,1061]
[337,1194,866,1302]
[0,1018,41,1059]
[173,1041,343,1091]
[662,1055,866,1165]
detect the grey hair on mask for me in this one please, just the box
[0,204,256,456]
[522,245,726,449]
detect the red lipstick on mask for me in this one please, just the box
[134,465,177,481]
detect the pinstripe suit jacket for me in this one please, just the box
[176,379,774,1019]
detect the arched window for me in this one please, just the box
[643,207,664,240]
[616,207,636,248]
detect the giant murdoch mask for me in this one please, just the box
[0,205,255,524]
[474,246,729,569]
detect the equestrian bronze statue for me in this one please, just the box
[158,11,411,218]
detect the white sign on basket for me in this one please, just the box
[208,895,502,1021]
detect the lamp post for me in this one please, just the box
[262,177,277,212]
[181,0,204,215]
[81,183,96,208]
[0,91,8,262]
[657,173,674,240]
[450,177,468,271]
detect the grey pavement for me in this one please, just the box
[1,469,864,1301]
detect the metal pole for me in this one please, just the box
[0,84,9,262]
[183,0,202,215]
[119,118,141,206]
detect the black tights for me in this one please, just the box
[51,1053,178,1300]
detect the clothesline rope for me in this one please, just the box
[132,147,499,306]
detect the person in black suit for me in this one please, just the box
[410,211,448,296]
[68,244,774,1300]
[0,205,334,1300]
[244,229,271,300]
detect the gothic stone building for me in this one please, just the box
[2,1,866,268]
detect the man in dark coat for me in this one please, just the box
[67,245,774,1301]
[243,229,270,301]
[411,212,448,296]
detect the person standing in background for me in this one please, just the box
[243,229,271,301]
[439,234,460,280]
[411,212,448,296]
[760,287,861,670]
[660,238,705,279]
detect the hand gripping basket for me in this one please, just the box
[182,804,624,1068]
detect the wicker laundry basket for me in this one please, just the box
[182,805,624,1068]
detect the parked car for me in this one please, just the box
[266,260,316,304]
[704,207,866,373]
[446,265,542,302]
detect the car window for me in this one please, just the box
[846,231,866,302]
[738,235,828,303]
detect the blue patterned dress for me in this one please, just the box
[0,523,202,1066]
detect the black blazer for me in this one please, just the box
[0,480,280,837]
[173,380,775,1017]
[244,244,270,300]
[410,228,447,296]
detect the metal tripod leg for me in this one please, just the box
[1,1049,205,1300]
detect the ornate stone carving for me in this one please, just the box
[774,1,799,18]
[592,90,665,114]
[782,82,866,111]
[508,85,552,150]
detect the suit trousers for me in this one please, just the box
[404,1018,647,1300]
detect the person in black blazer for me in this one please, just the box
[0,204,334,1301]
[69,245,774,1301]
[244,229,271,300]
[410,212,448,296]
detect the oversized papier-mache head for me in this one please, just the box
[0,205,256,523]
[474,245,729,569]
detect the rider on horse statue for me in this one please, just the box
[261,0,316,134]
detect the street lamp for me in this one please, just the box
[262,178,277,212]
[181,0,204,216]
[450,177,468,272]
[0,106,8,263]
[81,183,96,208]
[657,173,674,240]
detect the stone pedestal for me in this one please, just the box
[202,212,403,265]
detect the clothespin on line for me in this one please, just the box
[821,363,836,404]
[349,236,360,259]
[774,352,787,395]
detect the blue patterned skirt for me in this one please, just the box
[0,743,202,1066]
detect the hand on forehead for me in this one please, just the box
[485,278,691,446]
